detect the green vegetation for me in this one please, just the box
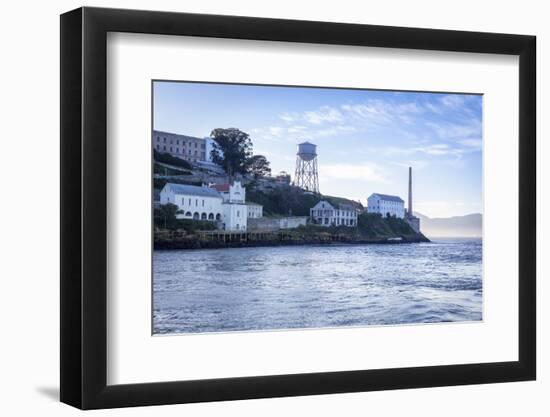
[210,128,253,177]
[283,214,419,241]
[246,154,271,179]
[153,149,193,170]
[153,162,192,176]
[246,187,321,216]
[357,213,417,238]
[246,185,362,218]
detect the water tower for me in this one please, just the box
[293,141,320,193]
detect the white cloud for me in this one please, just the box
[425,102,444,115]
[391,160,429,170]
[251,123,357,142]
[304,106,344,125]
[458,138,482,150]
[440,94,466,108]
[377,143,463,157]
[426,120,482,142]
[322,162,388,183]
[279,113,296,123]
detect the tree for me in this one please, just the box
[154,203,183,230]
[210,128,253,178]
[246,154,271,179]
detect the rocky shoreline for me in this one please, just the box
[154,233,430,250]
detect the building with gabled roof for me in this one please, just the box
[159,181,253,231]
[367,193,405,218]
[310,200,357,227]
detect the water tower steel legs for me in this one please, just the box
[294,155,319,193]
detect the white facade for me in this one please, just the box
[222,202,248,231]
[160,181,254,231]
[367,193,405,218]
[160,183,223,221]
[247,203,263,218]
[310,200,357,227]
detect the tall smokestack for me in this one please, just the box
[408,166,413,218]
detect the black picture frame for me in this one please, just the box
[60,6,536,410]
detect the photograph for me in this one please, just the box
[152,81,483,335]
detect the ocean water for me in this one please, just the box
[153,238,482,334]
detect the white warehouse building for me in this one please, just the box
[367,193,405,218]
[159,181,251,231]
[310,200,357,227]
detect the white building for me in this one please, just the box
[247,202,263,218]
[210,182,245,204]
[310,200,358,227]
[367,193,405,218]
[159,181,252,231]
[210,182,248,230]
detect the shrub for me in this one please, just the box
[153,149,193,170]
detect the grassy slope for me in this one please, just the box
[246,186,425,241]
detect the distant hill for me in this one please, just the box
[415,212,482,238]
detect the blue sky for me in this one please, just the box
[153,81,482,218]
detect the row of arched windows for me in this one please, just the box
[183,212,222,221]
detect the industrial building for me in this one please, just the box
[367,193,405,218]
[366,167,421,233]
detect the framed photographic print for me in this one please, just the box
[60,7,536,409]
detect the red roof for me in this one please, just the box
[210,183,230,192]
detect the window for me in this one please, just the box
[237,210,240,217]
[163,145,166,151]
[163,137,166,143]
[195,199,198,206]
[182,197,185,205]
[202,199,205,207]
